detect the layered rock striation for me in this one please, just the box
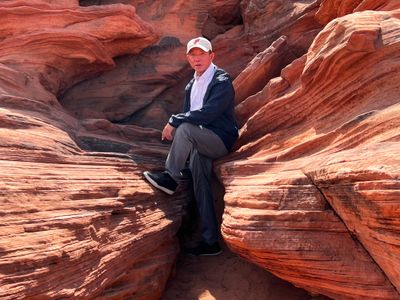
[61,0,323,129]
[1,0,400,299]
[218,5,400,300]
[0,2,187,299]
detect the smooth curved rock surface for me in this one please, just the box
[61,0,324,129]
[62,0,249,127]
[0,2,186,299]
[218,8,400,299]
[2,1,400,299]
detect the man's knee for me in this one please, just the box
[175,123,195,139]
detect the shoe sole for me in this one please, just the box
[143,171,175,195]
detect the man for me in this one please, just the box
[143,36,238,256]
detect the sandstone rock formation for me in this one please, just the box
[1,0,400,299]
[218,4,400,300]
[0,2,188,299]
[61,0,322,129]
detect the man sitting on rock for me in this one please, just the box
[144,36,238,256]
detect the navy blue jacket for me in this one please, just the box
[168,67,238,151]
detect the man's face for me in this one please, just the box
[187,48,215,76]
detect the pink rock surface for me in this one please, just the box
[218,8,400,299]
[61,0,321,129]
[0,1,184,299]
[1,1,400,299]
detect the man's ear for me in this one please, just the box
[210,52,215,60]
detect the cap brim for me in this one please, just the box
[187,45,210,53]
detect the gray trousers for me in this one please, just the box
[166,123,228,245]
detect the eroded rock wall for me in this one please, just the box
[1,0,400,299]
[0,2,186,299]
[61,0,324,130]
[218,4,400,299]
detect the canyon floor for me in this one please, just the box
[162,242,331,300]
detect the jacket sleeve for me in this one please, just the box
[168,80,234,128]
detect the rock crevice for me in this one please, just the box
[1,1,400,299]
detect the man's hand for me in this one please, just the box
[162,123,175,141]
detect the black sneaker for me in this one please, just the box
[179,168,192,179]
[143,171,178,195]
[184,242,222,256]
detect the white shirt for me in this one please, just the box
[190,63,216,111]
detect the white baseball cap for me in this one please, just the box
[186,37,212,53]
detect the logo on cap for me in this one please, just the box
[187,37,212,53]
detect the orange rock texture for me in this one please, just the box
[218,2,400,300]
[0,1,186,299]
[1,0,400,299]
